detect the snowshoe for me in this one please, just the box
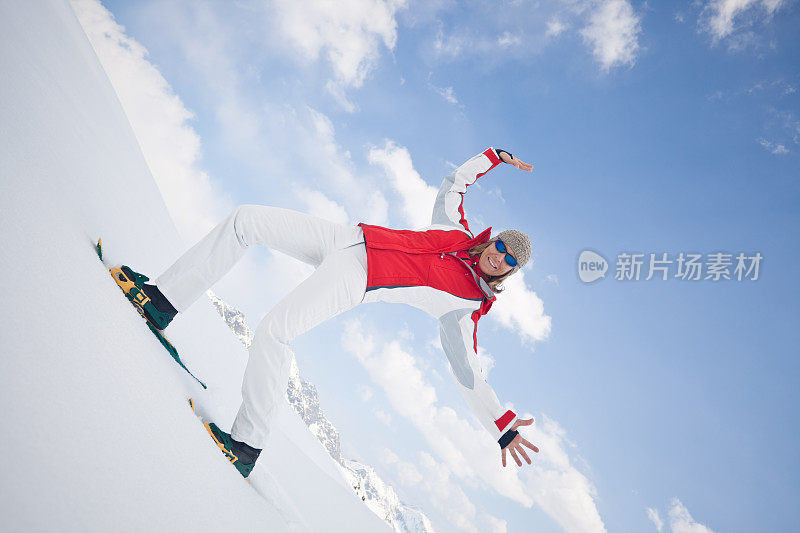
[98,239,205,389]
[109,265,177,331]
[203,422,261,478]
[188,399,259,479]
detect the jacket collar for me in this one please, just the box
[462,227,492,250]
[455,227,496,302]
[448,252,496,302]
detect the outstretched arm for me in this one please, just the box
[430,148,501,236]
[439,309,539,467]
[430,148,533,236]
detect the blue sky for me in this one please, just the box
[73,0,799,531]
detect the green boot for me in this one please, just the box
[203,422,261,478]
[109,265,177,330]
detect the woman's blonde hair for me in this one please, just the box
[466,239,515,294]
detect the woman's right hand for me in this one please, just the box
[499,150,533,171]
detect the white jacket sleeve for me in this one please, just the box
[439,308,518,446]
[431,148,502,237]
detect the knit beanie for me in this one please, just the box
[494,229,532,274]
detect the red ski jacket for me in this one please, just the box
[358,148,518,445]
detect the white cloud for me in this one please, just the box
[305,107,391,226]
[272,0,406,87]
[141,3,292,178]
[497,31,522,47]
[647,507,664,531]
[373,407,394,427]
[71,0,232,245]
[380,447,424,486]
[341,318,528,497]
[476,346,496,379]
[365,189,392,227]
[292,186,350,224]
[432,84,460,105]
[426,335,443,354]
[341,318,605,532]
[481,514,509,533]
[490,269,552,346]
[357,384,374,402]
[270,0,408,109]
[432,27,528,62]
[398,323,415,340]
[646,498,716,533]
[758,138,789,154]
[325,80,359,113]
[413,452,480,533]
[668,498,715,533]
[368,141,438,229]
[422,2,648,73]
[105,2,391,228]
[580,0,642,72]
[709,83,798,153]
[213,247,313,321]
[382,448,502,533]
[546,19,568,38]
[745,79,798,97]
[486,186,506,204]
[380,447,399,463]
[700,0,786,43]
[523,415,607,532]
[432,27,468,58]
[767,107,800,147]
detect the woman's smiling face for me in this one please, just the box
[478,240,516,277]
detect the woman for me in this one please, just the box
[120,147,540,478]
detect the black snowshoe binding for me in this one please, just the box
[109,265,177,331]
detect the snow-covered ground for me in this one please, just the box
[0,1,392,531]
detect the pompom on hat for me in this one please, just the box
[494,229,532,274]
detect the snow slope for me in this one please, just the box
[0,1,390,531]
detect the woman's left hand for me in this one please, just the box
[499,151,533,172]
[501,418,540,467]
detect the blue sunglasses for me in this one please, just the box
[494,239,518,267]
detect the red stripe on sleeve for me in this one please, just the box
[470,310,480,353]
[494,410,516,432]
[458,201,471,235]
[456,149,501,234]
[483,148,501,165]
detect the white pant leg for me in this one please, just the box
[231,242,368,448]
[155,204,365,311]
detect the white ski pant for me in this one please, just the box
[155,205,368,448]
